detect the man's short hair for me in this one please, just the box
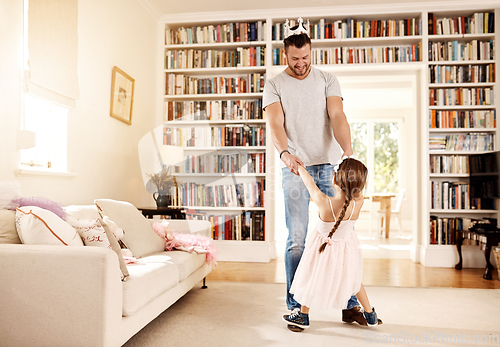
[284,31,311,51]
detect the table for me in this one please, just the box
[455,230,500,280]
[370,194,396,238]
[137,207,186,220]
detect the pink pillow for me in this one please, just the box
[9,197,65,220]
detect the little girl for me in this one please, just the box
[283,156,381,330]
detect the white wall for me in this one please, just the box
[0,0,23,182]
[0,0,159,207]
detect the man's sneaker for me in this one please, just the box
[342,305,383,326]
[363,307,379,326]
[283,310,309,329]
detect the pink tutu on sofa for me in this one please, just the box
[152,221,217,266]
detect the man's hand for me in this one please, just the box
[282,152,304,175]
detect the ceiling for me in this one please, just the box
[141,0,459,20]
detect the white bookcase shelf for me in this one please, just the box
[168,119,265,125]
[428,128,496,132]
[164,66,266,74]
[175,173,266,177]
[164,41,267,49]
[430,209,498,213]
[429,83,495,87]
[429,150,496,154]
[181,146,266,151]
[428,60,495,65]
[164,93,263,100]
[429,105,495,110]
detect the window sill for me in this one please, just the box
[14,168,78,179]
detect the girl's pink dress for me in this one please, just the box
[290,199,363,310]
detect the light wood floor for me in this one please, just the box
[207,258,500,289]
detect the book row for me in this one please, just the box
[428,40,494,62]
[185,211,265,241]
[165,21,266,45]
[430,180,474,210]
[165,73,265,95]
[272,44,422,66]
[171,180,265,208]
[429,155,469,174]
[164,100,264,122]
[429,87,494,106]
[164,13,491,44]
[163,125,266,148]
[181,152,265,174]
[429,134,494,151]
[429,216,473,245]
[271,17,422,40]
[165,47,265,69]
[428,109,496,129]
[428,12,494,35]
[428,63,495,84]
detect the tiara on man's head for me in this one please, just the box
[284,17,310,39]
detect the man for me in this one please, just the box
[263,18,370,327]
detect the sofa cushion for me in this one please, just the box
[99,217,130,280]
[94,199,165,258]
[9,196,65,220]
[15,206,84,246]
[0,210,21,244]
[122,259,179,316]
[146,250,206,281]
[66,217,110,248]
[64,205,100,220]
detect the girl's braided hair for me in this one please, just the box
[318,158,368,253]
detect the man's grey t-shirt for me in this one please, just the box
[263,66,343,166]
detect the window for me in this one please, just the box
[21,0,73,173]
[351,120,401,194]
[20,94,68,172]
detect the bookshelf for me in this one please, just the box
[161,4,499,265]
[163,19,272,262]
[424,9,498,267]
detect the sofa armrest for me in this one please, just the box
[0,244,122,347]
[147,219,212,238]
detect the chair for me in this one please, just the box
[377,189,405,237]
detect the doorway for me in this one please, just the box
[273,71,419,261]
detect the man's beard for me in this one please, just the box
[289,62,310,76]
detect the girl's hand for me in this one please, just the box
[282,152,304,175]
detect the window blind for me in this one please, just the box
[25,0,79,108]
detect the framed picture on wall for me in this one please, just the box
[110,66,135,125]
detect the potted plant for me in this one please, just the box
[146,168,178,207]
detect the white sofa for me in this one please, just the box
[0,203,212,347]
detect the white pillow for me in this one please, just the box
[94,199,165,258]
[66,216,110,248]
[15,206,84,246]
[64,205,101,220]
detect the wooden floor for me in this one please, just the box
[207,258,500,289]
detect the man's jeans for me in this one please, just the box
[283,164,359,310]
